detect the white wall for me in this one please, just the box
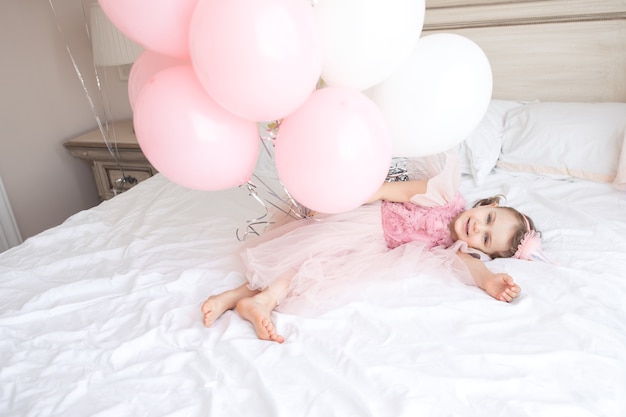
[0,0,133,240]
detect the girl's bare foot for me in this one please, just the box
[236,294,285,343]
[483,273,521,302]
[202,285,258,327]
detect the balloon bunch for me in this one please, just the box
[99,0,492,214]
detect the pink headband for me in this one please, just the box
[513,216,549,262]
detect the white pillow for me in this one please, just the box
[455,99,526,184]
[497,102,626,183]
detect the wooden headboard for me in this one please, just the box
[423,0,626,102]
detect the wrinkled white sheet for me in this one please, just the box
[1,169,625,417]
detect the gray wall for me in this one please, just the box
[0,0,134,240]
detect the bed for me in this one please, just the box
[2,1,626,416]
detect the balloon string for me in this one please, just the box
[257,124,314,219]
[235,181,270,241]
[48,0,130,195]
[236,125,315,241]
[252,173,311,220]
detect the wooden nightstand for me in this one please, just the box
[64,120,157,200]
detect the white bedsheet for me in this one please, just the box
[1,170,625,417]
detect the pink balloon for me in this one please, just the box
[128,51,188,110]
[189,0,322,122]
[275,87,392,214]
[98,0,198,58]
[133,66,260,191]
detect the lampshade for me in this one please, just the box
[90,3,143,66]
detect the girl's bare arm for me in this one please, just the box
[456,251,521,302]
[367,180,428,203]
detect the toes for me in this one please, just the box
[260,318,272,338]
[261,318,284,343]
[203,312,215,328]
[267,328,285,344]
[202,300,223,327]
[262,319,277,339]
[201,298,214,314]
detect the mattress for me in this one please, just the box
[1,166,625,417]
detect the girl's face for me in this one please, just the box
[450,205,518,256]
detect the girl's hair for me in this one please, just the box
[472,195,539,259]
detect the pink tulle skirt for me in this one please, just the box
[239,202,472,314]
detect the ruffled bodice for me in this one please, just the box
[381,151,465,249]
[381,192,466,249]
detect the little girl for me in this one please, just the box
[202,152,540,343]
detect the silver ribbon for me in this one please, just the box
[236,122,314,241]
[48,0,130,195]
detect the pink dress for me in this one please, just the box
[239,152,477,313]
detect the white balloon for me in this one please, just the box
[366,34,493,157]
[314,0,424,91]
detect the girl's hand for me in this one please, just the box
[485,273,521,302]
